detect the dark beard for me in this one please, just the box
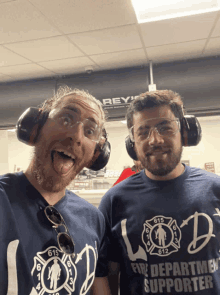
[141,146,183,177]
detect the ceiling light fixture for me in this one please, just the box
[131,0,220,23]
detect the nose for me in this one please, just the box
[68,122,84,146]
[148,127,164,146]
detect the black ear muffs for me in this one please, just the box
[16,107,48,146]
[125,115,202,160]
[181,115,202,146]
[16,107,111,171]
[89,140,111,171]
[125,135,138,161]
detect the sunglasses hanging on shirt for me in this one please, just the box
[44,205,75,257]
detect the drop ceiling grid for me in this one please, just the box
[27,0,137,34]
[0,0,219,82]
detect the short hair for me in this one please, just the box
[40,85,106,123]
[126,90,184,129]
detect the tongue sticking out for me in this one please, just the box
[53,151,74,174]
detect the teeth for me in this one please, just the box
[55,149,75,160]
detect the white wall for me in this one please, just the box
[7,131,33,173]
[105,123,133,171]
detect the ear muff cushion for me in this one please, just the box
[125,135,138,160]
[89,140,111,171]
[181,115,202,147]
[16,107,48,146]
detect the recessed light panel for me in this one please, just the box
[131,0,220,23]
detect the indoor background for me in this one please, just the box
[1,0,220,206]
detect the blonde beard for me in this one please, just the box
[31,150,76,193]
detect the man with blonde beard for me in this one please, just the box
[0,86,111,295]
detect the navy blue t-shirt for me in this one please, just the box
[97,165,220,294]
[0,172,106,295]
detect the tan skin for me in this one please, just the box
[133,105,184,181]
[25,95,104,204]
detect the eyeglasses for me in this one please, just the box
[44,206,75,257]
[49,108,102,143]
[129,117,180,143]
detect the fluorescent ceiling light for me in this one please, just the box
[121,120,127,124]
[7,129,16,132]
[131,0,220,23]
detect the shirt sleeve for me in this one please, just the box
[96,189,121,279]
[95,227,110,277]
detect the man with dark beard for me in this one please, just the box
[96,90,220,295]
[0,86,111,295]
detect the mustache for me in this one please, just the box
[146,146,169,156]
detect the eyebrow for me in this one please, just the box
[63,106,98,125]
[137,119,171,130]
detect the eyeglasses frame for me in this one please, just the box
[129,117,181,143]
[49,108,103,143]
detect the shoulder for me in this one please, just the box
[66,189,105,223]
[0,172,24,190]
[187,166,220,189]
[188,166,220,181]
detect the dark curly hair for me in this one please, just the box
[126,90,184,129]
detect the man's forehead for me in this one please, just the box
[133,105,175,124]
[59,94,93,107]
[57,94,102,121]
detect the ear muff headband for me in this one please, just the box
[16,107,48,146]
[125,115,202,160]
[181,115,202,146]
[89,140,111,171]
[125,135,138,161]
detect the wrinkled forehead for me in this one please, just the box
[133,105,176,127]
[54,94,103,125]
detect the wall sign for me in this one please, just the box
[101,95,139,120]
[204,162,215,173]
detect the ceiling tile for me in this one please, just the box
[203,37,220,56]
[0,0,61,44]
[90,49,147,70]
[5,36,84,62]
[0,64,54,80]
[0,46,31,67]
[39,56,99,75]
[0,0,16,3]
[28,0,137,34]
[147,40,206,63]
[211,14,220,37]
[140,11,217,47]
[68,25,142,55]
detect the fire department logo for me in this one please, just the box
[142,215,181,257]
[31,246,77,294]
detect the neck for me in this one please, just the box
[25,164,66,205]
[145,162,185,181]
